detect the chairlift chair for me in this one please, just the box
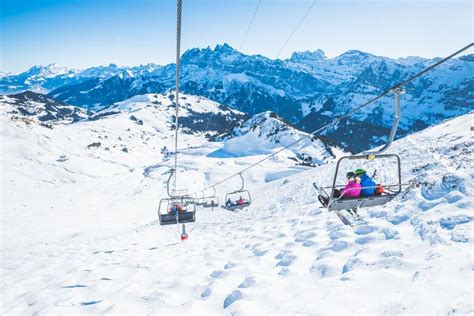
[314,89,411,223]
[193,192,205,206]
[158,197,196,225]
[201,187,220,210]
[222,173,252,211]
[157,170,196,225]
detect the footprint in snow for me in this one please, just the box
[439,215,471,230]
[252,249,267,257]
[275,250,296,267]
[275,250,291,259]
[294,230,316,242]
[201,287,212,299]
[224,262,236,269]
[329,230,348,240]
[355,236,373,245]
[302,240,316,247]
[278,268,290,276]
[342,258,362,274]
[329,240,348,252]
[387,214,410,225]
[238,276,256,288]
[210,270,227,279]
[309,264,330,278]
[353,225,376,235]
[223,290,242,309]
[381,227,400,240]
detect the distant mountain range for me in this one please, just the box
[1,44,473,152]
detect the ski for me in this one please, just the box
[346,209,366,225]
[334,211,352,226]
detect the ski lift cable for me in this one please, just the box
[198,42,473,193]
[174,0,182,192]
[192,0,262,146]
[195,0,314,139]
[275,0,317,59]
[239,0,263,51]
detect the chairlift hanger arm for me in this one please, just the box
[166,169,175,198]
[362,88,404,155]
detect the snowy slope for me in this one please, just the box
[214,111,332,167]
[94,92,249,138]
[0,96,472,315]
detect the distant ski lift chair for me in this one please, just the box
[222,173,252,211]
[158,170,196,225]
[202,187,220,210]
[193,192,205,206]
[314,89,411,214]
[158,197,196,225]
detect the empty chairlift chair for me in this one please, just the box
[201,187,219,210]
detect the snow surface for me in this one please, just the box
[1,91,473,314]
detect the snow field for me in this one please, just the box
[1,98,473,314]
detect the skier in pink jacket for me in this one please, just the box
[319,172,362,207]
[340,172,362,198]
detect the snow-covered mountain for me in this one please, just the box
[92,92,249,139]
[1,81,472,315]
[0,91,89,126]
[214,111,333,167]
[0,63,161,96]
[2,45,471,152]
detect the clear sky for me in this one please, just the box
[1,0,472,73]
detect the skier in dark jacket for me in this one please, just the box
[355,168,376,197]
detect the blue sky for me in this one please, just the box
[1,0,472,73]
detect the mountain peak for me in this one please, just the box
[214,43,236,53]
[25,63,68,77]
[290,49,326,61]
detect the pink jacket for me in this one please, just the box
[341,180,362,198]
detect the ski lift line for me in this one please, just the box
[239,0,263,51]
[174,0,182,192]
[275,0,317,59]
[197,43,473,193]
